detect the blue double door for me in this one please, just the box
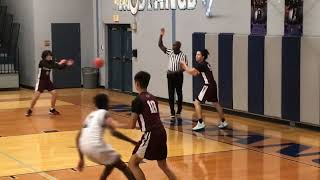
[107,24,132,92]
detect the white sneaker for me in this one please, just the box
[192,122,206,131]
[205,10,212,17]
[218,121,228,129]
[202,0,206,6]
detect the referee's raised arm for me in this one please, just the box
[158,28,167,54]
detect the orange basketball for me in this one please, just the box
[94,58,104,68]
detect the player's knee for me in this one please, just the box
[51,90,58,96]
[34,92,41,98]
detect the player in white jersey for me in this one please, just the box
[76,94,136,180]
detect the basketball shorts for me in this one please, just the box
[196,83,218,103]
[80,143,120,165]
[35,79,55,93]
[132,127,167,160]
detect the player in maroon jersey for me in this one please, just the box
[180,49,228,131]
[128,71,176,180]
[25,50,73,116]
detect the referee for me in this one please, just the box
[158,28,188,124]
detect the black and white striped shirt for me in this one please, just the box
[166,49,187,72]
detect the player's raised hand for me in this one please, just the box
[58,59,67,65]
[67,59,74,66]
[160,28,165,36]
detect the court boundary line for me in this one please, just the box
[0,90,319,178]
[0,149,57,180]
[1,99,319,169]
[0,133,243,178]
[0,149,246,178]
[108,112,320,169]
[56,98,320,169]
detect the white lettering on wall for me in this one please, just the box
[115,0,207,16]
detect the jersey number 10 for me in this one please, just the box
[147,100,158,113]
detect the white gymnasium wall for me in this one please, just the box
[205,33,219,95]
[3,0,36,86]
[264,36,282,118]
[304,0,320,36]
[267,0,285,35]
[204,33,219,106]
[101,0,250,103]
[4,0,320,91]
[3,0,94,86]
[204,34,320,125]
[266,0,320,36]
[232,34,248,112]
[100,0,320,119]
[94,0,106,87]
[300,36,320,125]
[101,0,172,98]
[175,0,251,103]
[100,0,133,89]
[130,12,173,99]
[32,0,94,82]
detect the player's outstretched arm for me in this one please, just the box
[110,130,137,145]
[39,59,64,70]
[55,59,70,69]
[105,117,138,145]
[106,117,131,129]
[50,59,73,70]
[180,61,199,76]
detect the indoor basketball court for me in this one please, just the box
[0,0,319,179]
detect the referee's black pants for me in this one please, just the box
[167,71,183,117]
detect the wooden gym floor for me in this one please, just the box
[0,88,319,180]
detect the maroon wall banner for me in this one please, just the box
[251,0,267,35]
[284,0,303,36]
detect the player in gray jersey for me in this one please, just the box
[76,94,136,180]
